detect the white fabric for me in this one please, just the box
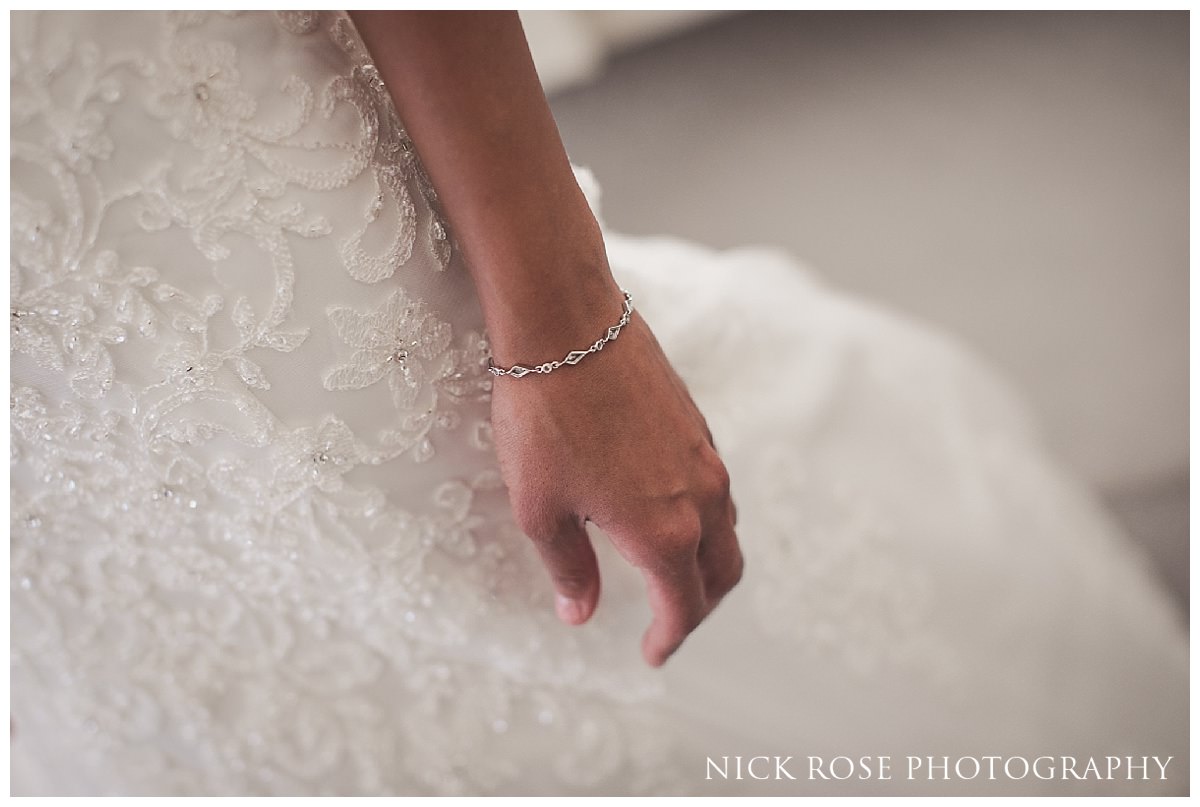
[10,11,1188,796]
[520,11,728,95]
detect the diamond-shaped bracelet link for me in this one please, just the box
[487,289,634,378]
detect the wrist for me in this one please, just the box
[488,288,633,377]
[470,214,624,367]
[483,269,625,369]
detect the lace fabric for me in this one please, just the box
[10,10,1188,796]
[11,11,678,794]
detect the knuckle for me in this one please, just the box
[726,551,746,590]
[652,514,702,557]
[710,462,732,499]
[698,450,731,500]
[707,548,745,600]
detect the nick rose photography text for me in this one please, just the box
[705,755,1173,782]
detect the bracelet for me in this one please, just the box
[487,289,634,378]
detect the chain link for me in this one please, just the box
[487,289,634,378]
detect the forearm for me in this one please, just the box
[348,11,621,362]
[349,13,740,666]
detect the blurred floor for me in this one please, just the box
[545,11,1188,608]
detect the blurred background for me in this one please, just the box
[522,11,1188,610]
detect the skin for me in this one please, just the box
[349,11,743,667]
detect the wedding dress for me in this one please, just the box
[9,11,1188,796]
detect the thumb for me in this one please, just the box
[531,515,601,626]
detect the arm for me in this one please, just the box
[349,11,742,666]
[348,11,614,357]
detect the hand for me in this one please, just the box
[351,10,742,666]
[490,308,743,667]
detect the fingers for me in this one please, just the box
[526,514,602,625]
[697,514,743,608]
[641,554,708,668]
[643,520,741,667]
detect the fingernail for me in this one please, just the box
[556,594,584,624]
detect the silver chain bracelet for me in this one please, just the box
[487,289,634,378]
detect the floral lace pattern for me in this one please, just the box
[10,11,676,795]
[14,8,1177,799]
[323,288,492,462]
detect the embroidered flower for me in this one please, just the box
[146,37,255,148]
[154,341,218,393]
[10,233,126,399]
[323,289,453,411]
[37,104,115,172]
[274,11,322,35]
[272,416,365,494]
